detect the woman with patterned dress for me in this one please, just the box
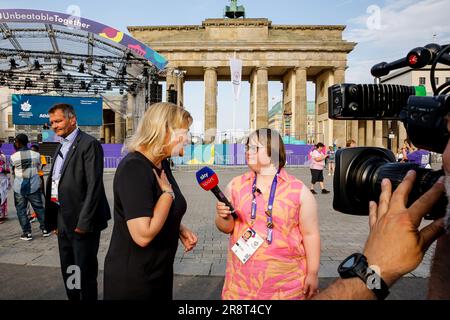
[0,143,10,223]
[215,128,320,300]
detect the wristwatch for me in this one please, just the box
[337,253,390,300]
[162,190,176,200]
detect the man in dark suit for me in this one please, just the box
[45,103,111,300]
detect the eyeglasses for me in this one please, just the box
[245,144,265,153]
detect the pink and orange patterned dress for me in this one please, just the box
[222,168,308,300]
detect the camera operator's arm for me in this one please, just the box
[314,171,445,299]
[428,232,450,299]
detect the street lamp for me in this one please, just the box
[388,130,395,151]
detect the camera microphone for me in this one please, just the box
[371,43,450,78]
[195,167,238,219]
[371,58,408,78]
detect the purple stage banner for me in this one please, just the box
[0,9,167,70]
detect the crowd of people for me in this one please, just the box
[0,101,448,301]
[397,139,432,168]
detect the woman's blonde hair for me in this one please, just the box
[125,102,193,158]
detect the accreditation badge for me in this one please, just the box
[51,179,60,204]
[231,227,264,264]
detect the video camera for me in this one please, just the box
[329,43,450,219]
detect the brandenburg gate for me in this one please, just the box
[129,18,356,146]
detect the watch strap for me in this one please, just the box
[338,253,390,300]
[358,264,390,300]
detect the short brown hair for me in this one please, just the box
[246,128,286,169]
[316,142,325,148]
[48,103,77,119]
[346,139,356,147]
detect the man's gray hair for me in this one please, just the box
[48,103,77,119]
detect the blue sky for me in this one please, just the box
[1,0,449,134]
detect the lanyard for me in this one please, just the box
[251,169,280,244]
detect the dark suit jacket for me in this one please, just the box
[45,130,111,233]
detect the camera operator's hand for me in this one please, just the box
[364,170,446,287]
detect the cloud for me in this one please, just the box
[347,0,450,45]
[344,0,450,83]
[346,58,385,84]
[335,0,354,7]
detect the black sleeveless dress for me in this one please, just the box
[103,152,186,300]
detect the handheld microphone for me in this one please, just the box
[195,167,238,219]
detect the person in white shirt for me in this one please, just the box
[309,143,330,194]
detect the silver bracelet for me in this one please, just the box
[162,190,175,200]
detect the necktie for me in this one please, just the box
[58,143,64,160]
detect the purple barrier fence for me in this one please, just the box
[285,145,315,166]
[102,144,125,168]
[0,143,315,168]
[0,144,15,156]
[0,143,125,169]
[102,144,124,157]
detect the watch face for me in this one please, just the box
[342,256,355,269]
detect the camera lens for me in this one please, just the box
[333,147,446,219]
[375,163,445,220]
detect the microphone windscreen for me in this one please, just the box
[370,62,389,78]
[196,166,219,191]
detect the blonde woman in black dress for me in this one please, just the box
[104,102,198,300]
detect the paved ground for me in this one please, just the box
[0,264,428,300]
[0,167,436,299]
